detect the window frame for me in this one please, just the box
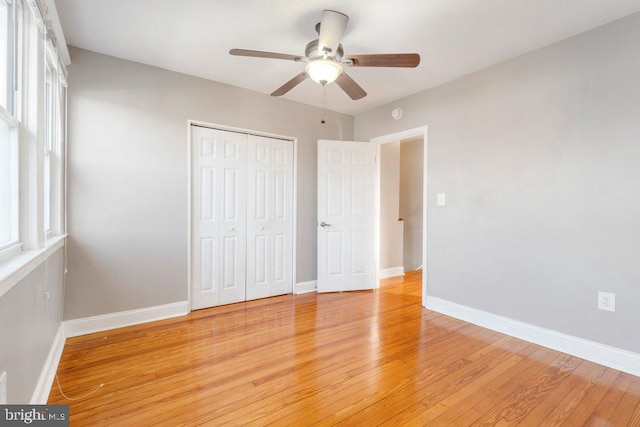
[0,109,20,259]
[43,58,52,237]
[0,0,67,271]
[43,41,64,240]
[0,0,22,259]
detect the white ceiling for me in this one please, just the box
[52,0,640,115]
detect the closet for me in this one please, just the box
[190,125,294,310]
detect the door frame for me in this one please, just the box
[187,120,298,311]
[370,125,428,306]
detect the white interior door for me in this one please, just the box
[191,126,247,309]
[246,135,294,300]
[317,140,376,292]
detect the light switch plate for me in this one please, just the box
[437,193,446,206]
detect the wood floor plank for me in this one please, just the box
[392,342,536,425]
[515,358,594,425]
[604,373,640,426]
[418,346,566,425]
[539,362,620,426]
[583,372,633,426]
[468,353,580,425]
[48,271,640,426]
[363,338,533,425]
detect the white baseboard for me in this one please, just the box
[31,324,66,404]
[379,266,405,279]
[64,301,189,338]
[425,296,640,378]
[295,280,317,294]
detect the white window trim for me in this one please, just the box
[42,37,65,241]
[0,0,68,298]
[0,233,66,298]
[0,242,21,263]
[0,0,23,262]
[0,103,18,127]
[1,0,16,115]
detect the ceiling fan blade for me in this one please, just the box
[335,72,367,100]
[271,72,309,96]
[229,49,302,61]
[318,10,349,55]
[344,54,420,68]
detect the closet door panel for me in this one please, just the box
[192,127,246,309]
[246,136,294,300]
[217,131,247,305]
[246,135,272,300]
[192,127,221,309]
[269,139,294,297]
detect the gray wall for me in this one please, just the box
[379,141,403,270]
[0,248,65,403]
[355,13,640,353]
[65,47,354,320]
[399,138,424,272]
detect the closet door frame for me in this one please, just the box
[187,120,297,311]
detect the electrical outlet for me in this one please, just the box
[598,291,616,312]
[0,371,7,404]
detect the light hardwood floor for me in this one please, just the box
[49,271,640,425]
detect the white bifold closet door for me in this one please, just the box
[246,135,294,300]
[191,126,293,310]
[192,127,247,309]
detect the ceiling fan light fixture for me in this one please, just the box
[230,9,419,99]
[306,59,343,85]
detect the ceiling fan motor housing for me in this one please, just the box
[305,39,344,61]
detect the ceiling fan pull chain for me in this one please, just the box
[321,84,327,124]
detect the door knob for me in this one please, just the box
[259,226,265,231]
[229,227,235,231]
[320,221,331,228]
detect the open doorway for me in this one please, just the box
[372,126,428,306]
[379,138,424,277]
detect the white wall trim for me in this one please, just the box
[42,0,71,66]
[31,323,65,404]
[370,126,430,145]
[186,122,193,312]
[64,301,189,338]
[291,136,298,300]
[370,125,428,303]
[295,280,317,294]
[379,266,405,279]
[425,296,640,378]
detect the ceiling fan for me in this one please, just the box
[229,10,420,100]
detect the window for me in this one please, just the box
[0,0,21,116]
[0,0,20,254]
[0,1,11,111]
[44,62,52,235]
[0,117,19,251]
[44,49,65,238]
[0,0,67,266]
